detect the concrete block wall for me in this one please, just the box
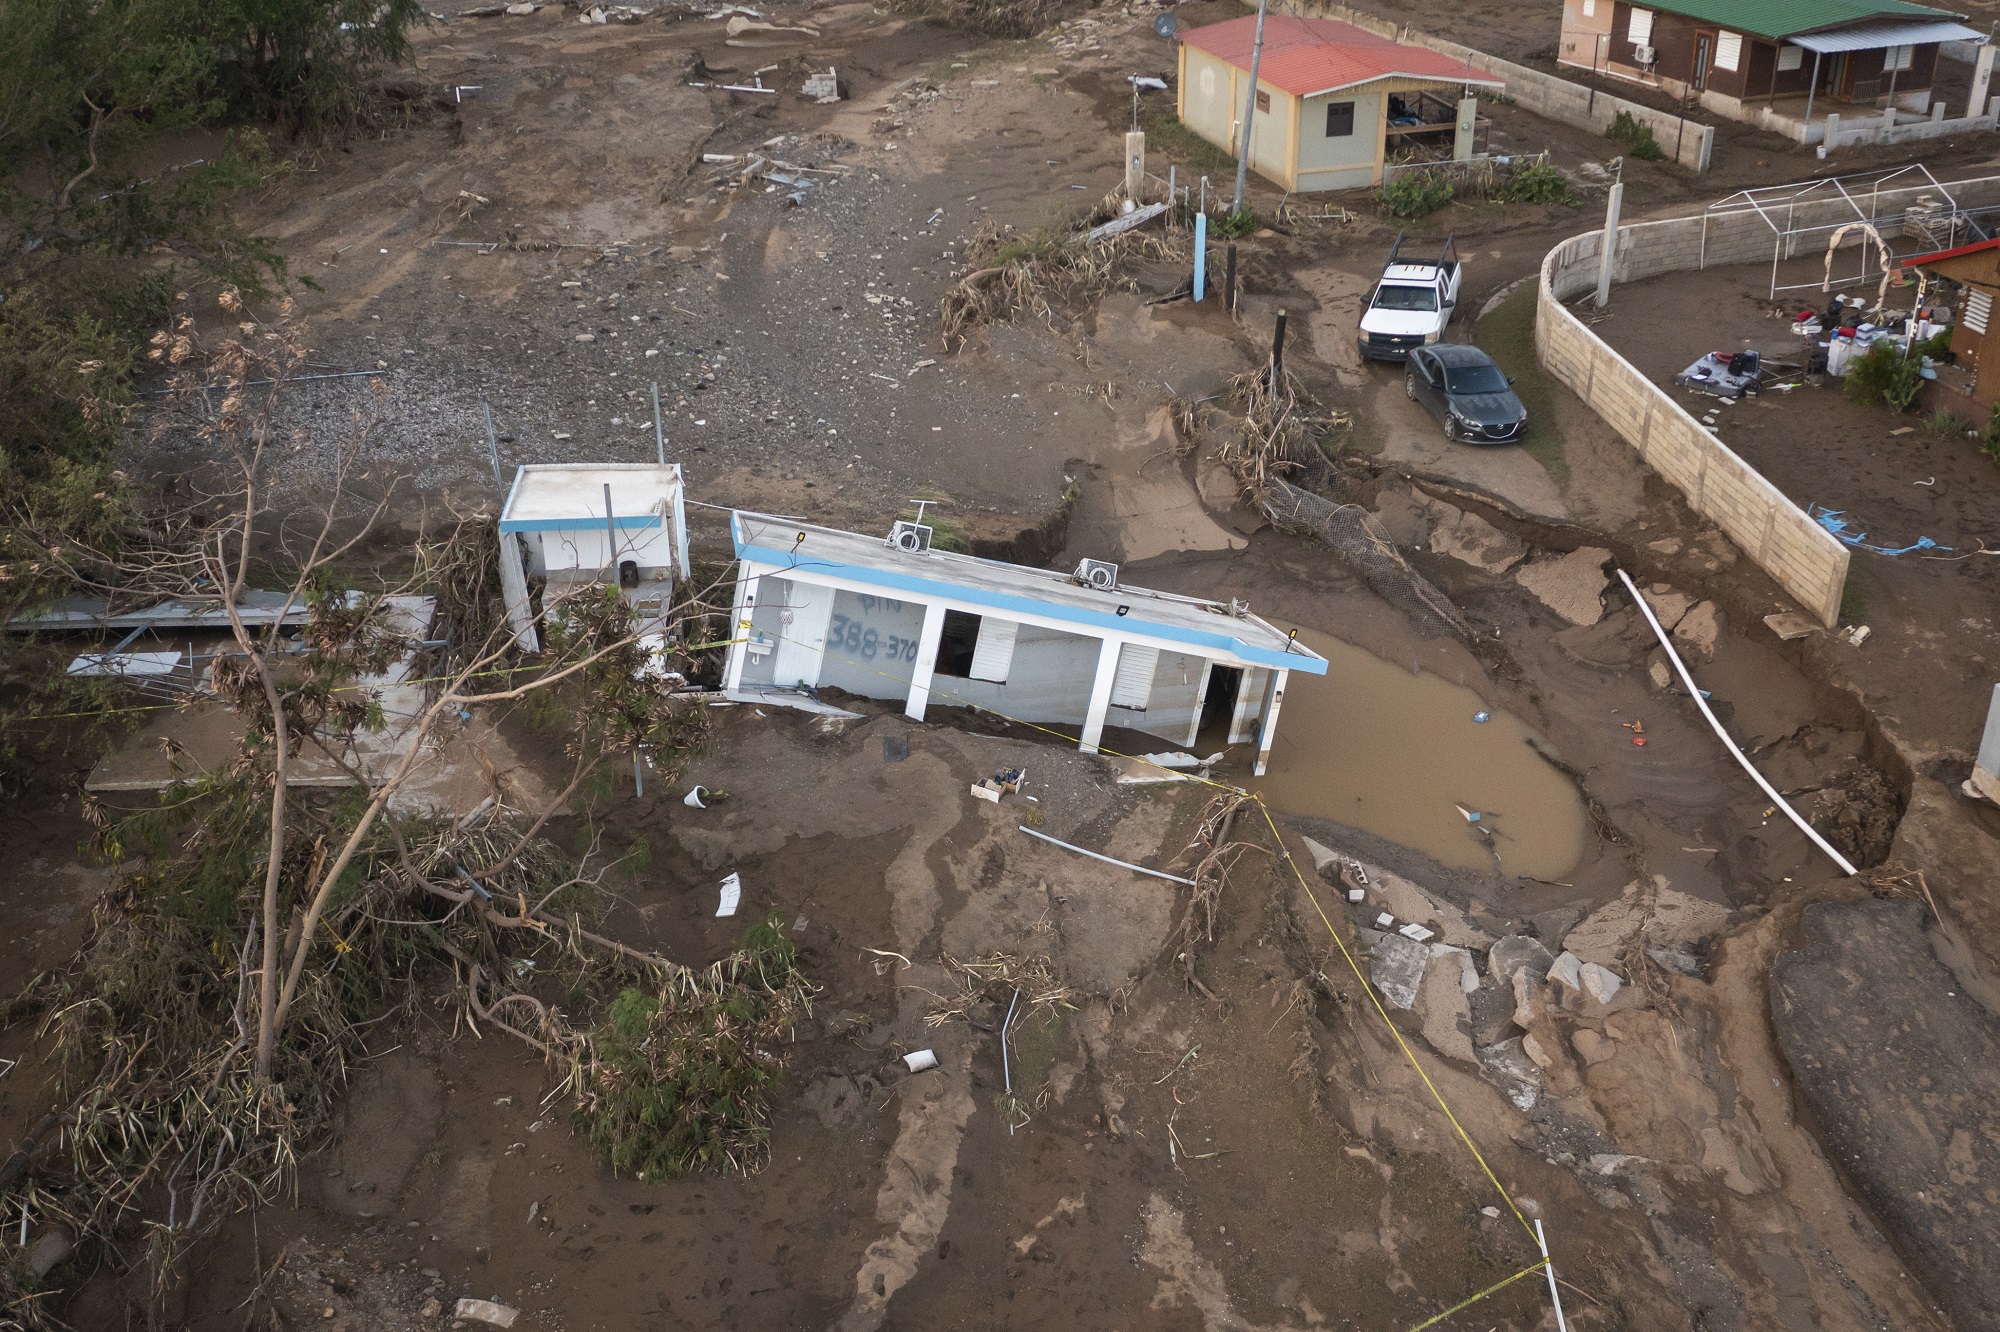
[1537,230,1849,627]
[1272,0,1714,170]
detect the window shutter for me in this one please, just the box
[1109,644,1158,709]
[1966,288,1992,335]
[1581,0,1595,16]
[1325,101,1354,136]
[969,619,1018,682]
[1714,31,1741,72]
[1777,44,1802,72]
[1628,7,1652,44]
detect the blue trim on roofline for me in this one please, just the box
[734,537,1328,675]
[500,515,664,533]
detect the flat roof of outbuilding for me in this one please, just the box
[501,464,682,532]
[732,512,1328,674]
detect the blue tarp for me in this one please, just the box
[1809,504,1951,556]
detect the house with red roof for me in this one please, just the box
[1175,16,1503,192]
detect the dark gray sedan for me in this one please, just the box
[1403,344,1527,445]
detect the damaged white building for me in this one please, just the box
[722,512,1327,774]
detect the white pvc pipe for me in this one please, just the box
[1535,1220,1569,1332]
[1016,826,1197,885]
[1615,568,1858,877]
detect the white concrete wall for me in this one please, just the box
[534,522,677,577]
[815,589,926,697]
[1182,46,1239,152]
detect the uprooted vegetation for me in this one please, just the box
[892,0,1071,38]
[0,312,805,1328]
[940,216,1191,350]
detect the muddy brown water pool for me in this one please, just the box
[1252,627,1590,880]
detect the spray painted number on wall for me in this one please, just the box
[828,614,920,663]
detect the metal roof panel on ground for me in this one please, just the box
[7,590,311,632]
[1613,0,1962,41]
[731,513,1329,674]
[1177,16,1504,98]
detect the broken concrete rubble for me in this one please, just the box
[1513,546,1611,625]
[1367,931,1430,1011]
[1425,501,1527,574]
[1475,1037,1541,1110]
[1671,599,1723,659]
[1487,934,1554,987]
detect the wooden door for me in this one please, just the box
[1691,29,1715,90]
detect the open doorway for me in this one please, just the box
[1197,665,1242,749]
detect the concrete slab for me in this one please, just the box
[1426,501,1527,574]
[1369,931,1430,1010]
[1514,546,1611,626]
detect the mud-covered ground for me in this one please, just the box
[8,1,2000,1330]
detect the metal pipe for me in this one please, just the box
[651,380,665,465]
[1229,0,1271,215]
[1804,49,1822,133]
[1535,1221,1570,1332]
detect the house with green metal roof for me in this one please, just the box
[1556,0,1990,142]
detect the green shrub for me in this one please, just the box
[1844,341,1924,412]
[1216,206,1259,238]
[575,914,814,1180]
[1922,408,1969,437]
[1607,110,1666,161]
[1982,405,2000,462]
[1378,171,1454,220]
[1914,327,1955,363]
[1493,158,1578,206]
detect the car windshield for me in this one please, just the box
[1372,284,1438,312]
[1445,363,1509,394]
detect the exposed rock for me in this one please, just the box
[1467,977,1518,1046]
[1415,949,1476,1063]
[1548,949,1584,992]
[1565,878,1731,967]
[1640,583,1696,629]
[1672,599,1723,659]
[1646,650,1673,691]
[1572,1029,1615,1065]
[1521,1032,1555,1070]
[1428,504,1527,574]
[1527,904,1584,946]
[1514,546,1611,625]
[1510,965,1541,1030]
[1580,962,1624,1006]
[1644,536,1683,556]
[1487,934,1555,987]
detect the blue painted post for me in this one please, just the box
[1193,211,1208,302]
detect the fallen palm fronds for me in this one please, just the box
[1214,366,1353,497]
[1168,792,1261,1001]
[923,951,1076,1029]
[940,219,1191,351]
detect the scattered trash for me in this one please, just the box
[1841,624,1873,647]
[1082,201,1169,245]
[454,1299,521,1329]
[1128,75,1169,91]
[971,768,1026,802]
[1675,349,1762,399]
[802,67,842,102]
[717,871,742,917]
[1472,710,1491,723]
[1453,802,1486,823]
[1397,922,1436,943]
[1809,504,1951,556]
[1375,912,1395,928]
[684,785,708,808]
[902,1048,940,1072]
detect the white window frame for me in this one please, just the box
[1884,44,1914,73]
[1581,0,1596,17]
[1628,7,1653,45]
[1714,30,1742,73]
[1777,43,1803,72]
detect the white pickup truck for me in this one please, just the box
[1358,234,1462,362]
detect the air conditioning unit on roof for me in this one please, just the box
[887,520,932,553]
[1073,558,1119,591]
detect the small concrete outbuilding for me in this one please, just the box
[722,513,1328,774]
[1175,16,1503,192]
[498,463,691,651]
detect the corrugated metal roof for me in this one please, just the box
[1790,18,1984,50]
[1627,0,1963,41]
[1177,16,1504,99]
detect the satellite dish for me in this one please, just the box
[1153,12,1178,37]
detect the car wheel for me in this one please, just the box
[1404,371,1418,400]
[1444,417,1460,443]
